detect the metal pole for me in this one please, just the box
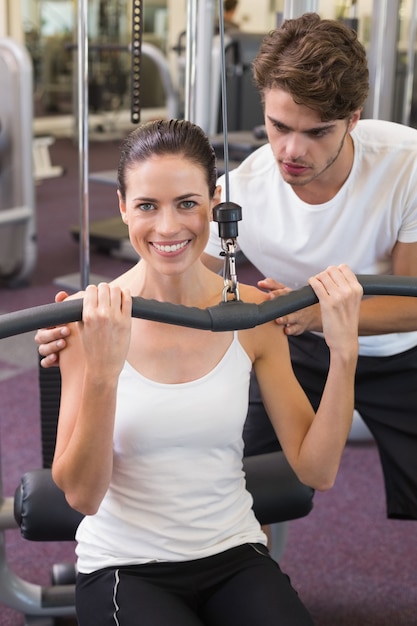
[77,0,90,289]
[194,0,215,132]
[283,0,318,19]
[364,0,401,121]
[184,0,197,121]
[402,0,417,126]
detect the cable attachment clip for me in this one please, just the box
[212,201,242,302]
[221,238,240,301]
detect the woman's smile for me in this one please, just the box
[151,240,191,255]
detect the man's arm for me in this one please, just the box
[356,241,417,335]
[263,241,417,336]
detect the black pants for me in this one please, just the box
[76,544,314,625]
[244,332,417,520]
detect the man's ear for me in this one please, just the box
[348,109,362,132]
[118,190,128,224]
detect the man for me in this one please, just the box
[37,14,417,520]
[204,12,417,521]
[215,0,240,34]
[222,0,240,33]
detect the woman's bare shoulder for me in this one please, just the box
[237,282,269,304]
[109,263,141,290]
[237,283,287,362]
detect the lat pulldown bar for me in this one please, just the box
[0,275,417,340]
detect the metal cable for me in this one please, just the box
[218,0,230,201]
[77,0,90,289]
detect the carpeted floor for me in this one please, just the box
[0,137,416,625]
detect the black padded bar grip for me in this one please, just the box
[1,275,417,340]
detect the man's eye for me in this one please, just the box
[307,126,333,138]
[273,123,288,133]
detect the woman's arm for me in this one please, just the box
[52,284,132,515]
[254,265,362,491]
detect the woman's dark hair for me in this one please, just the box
[117,119,217,201]
[253,13,369,121]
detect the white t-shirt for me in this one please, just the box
[205,119,417,356]
[75,332,266,574]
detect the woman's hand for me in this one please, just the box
[80,283,132,381]
[308,264,363,353]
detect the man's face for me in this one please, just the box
[263,88,360,188]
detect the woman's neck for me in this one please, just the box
[118,260,224,307]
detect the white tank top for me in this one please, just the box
[76,332,267,573]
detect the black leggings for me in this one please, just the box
[76,543,314,625]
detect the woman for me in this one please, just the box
[52,119,362,625]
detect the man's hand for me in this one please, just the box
[35,291,70,367]
[257,277,292,297]
[257,277,321,335]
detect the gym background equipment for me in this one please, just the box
[0,38,36,287]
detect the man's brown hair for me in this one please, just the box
[253,13,369,121]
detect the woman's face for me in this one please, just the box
[118,154,221,277]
